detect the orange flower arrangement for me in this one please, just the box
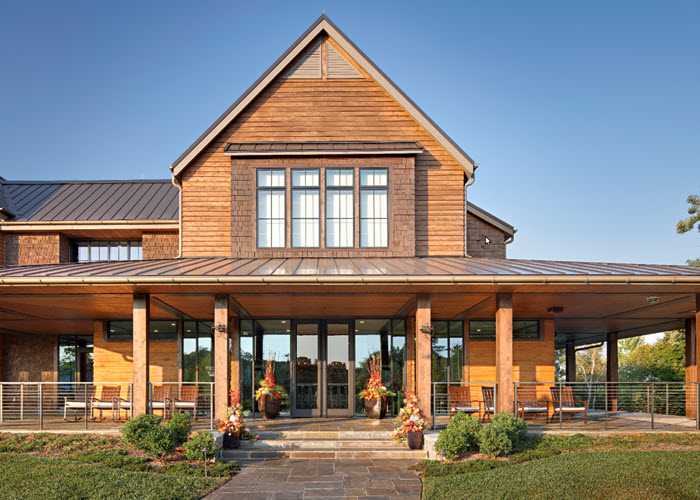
[359,354,395,401]
[393,391,427,441]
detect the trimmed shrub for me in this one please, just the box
[434,413,481,460]
[478,424,512,457]
[183,431,216,462]
[120,414,163,448]
[168,412,193,445]
[142,425,180,460]
[490,411,528,446]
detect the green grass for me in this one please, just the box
[0,453,230,500]
[423,451,700,500]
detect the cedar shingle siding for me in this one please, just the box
[466,214,508,259]
[4,232,70,266]
[142,232,179,260]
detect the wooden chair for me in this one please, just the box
[516,386,549,422]
[63,386,96,421]
[150,385,172,418]
[91,386,121,421]
[173,385,199,420]
[117,385,132,421]
[480,386,496,422]
[550,386,588,423]
[448,386,480,418]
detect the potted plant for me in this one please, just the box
[218,390,249,449]
[255,356,285,419]
[359,354,395,419]
[392,391,427,449]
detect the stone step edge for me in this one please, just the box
[219,449,427,460]
[238,440,406,449]
[251,431,395,439]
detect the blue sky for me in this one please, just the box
[1,1,698,265]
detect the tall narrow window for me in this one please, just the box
[326,169,354,247]
[291,169,320,247]
[360,168,388,247]
[257,170,286,248]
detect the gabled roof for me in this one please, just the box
[170,15,476,178]
[0,179,179,223]
[467,202,516,237]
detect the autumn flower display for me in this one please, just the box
[393,391,427,441]
[359,354,395,401]
[218,390,249,435]
[255,356,283,401]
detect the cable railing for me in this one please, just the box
[431,382,499,429]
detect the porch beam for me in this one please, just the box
[565,340,576,383]
[228,296,251,318]
[393,295,417,318]
[415,295,432,424]
[132,294,150,416]
[452,296,492,320]
[150,296,187,320]
[495,293,514,414]
[214,294,230,422]
[0,306,46,321]
[606,332,618,412]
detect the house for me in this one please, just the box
[0,16,698,426]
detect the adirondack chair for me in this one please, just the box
[448,386,479,418]
[480,386,496,422]
[173,385,199,420]
[550,386,588,423]
[91,386,121,421]
[63,385,96,421]
[150,385,172,418]
[516,386,549,422]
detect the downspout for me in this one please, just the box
[170,171,183,258]
[463,165,478,257]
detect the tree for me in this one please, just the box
[619,331,685,382]
[676,193,700,266]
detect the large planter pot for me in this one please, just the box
[223,431,240,449]
[364,397,387,419]
[406,430,423,450]
[258,395,281,420]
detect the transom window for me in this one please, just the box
[73,240,142,263]
[257,170,286,248]
[360,169,388,247]
[469,320,540,340]
[291,169,320,247]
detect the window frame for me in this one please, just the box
[325,168,355,248]
[256,169,287,249]
[290,168,321,248]
[72,240,142,263]
[359,168,390,248]
[468,319,541,341]
[103,320,179,342]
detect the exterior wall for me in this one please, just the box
[230,157,415,257]
[3,232,70,266]
[142,232,179,260]
[180,36,465,258]
[0,233,4,266]
[466,214,507,259]
[2,334,57,382]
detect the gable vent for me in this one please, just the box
[284,42,322,79]
[326,43,363,79]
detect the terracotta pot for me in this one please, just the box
[406,430,423,450]
[364,397,387,419]
[258,395,281,420]
[223,430,240,449]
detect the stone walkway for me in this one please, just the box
[204,457,422,499]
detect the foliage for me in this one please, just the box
[410,458,509,477]
[489,411,528,447]
[677,193,700,266]
[120,414,163,449]
[142,424,180,459]
[619,331,686,382]
[477,424,513,456]
[183,431,216,462]
[434,413,481,459]
[168,412,193,445]
[120,413,191,459]
[359,354,396,401]
[393,391,428,441]
[255,355,285,401]
[219,390,250,435]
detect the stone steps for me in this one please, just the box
[252,430,394,441]
[238,438,403,449]
[219,447,428,460]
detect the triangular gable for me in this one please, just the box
[284,42,322,79]
[170,15,476,177]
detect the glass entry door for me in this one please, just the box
[291,320,355,417]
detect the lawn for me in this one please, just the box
[423,450,700,500]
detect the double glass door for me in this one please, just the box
[291,320,354,417]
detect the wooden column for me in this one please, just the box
[230,317,240,395]
[686,295,699,419]
[495,293,514,413]
[214,294,230,422]
[415,295,432,424]
[176,320,183,383]
[405,316,416,393]
[132,294,150,416]
[606,332,618,412]
[565,340,576,383]
[462,320,470,383]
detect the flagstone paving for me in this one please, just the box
[204,457,422,499]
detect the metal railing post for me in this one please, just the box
[84,385,89,430]
[666,383,669,416]
[513,383,518,420]
[0,384,3,423]
[130,383,134,420]
[209,383,214,431]
[604,383,608,430]
[20,384,24,421]
[558,383,563,430]
[149,383,153,415]
[432,383,436,430]
[650,384,654,430]
[38,383,43,431]
[696,382,699,431]
[493,383,498,414]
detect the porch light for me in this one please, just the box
[646,296,660,304]
[420,324,434,334]
[171,323,176,326]
[281,320,286,324]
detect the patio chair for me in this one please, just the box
[150,385,172,418]
[117,385,132,421]
[173,385,199,420]
[516,386,549,423]
[63,385,96,421]
[91,386,121,421]
[480,386,496,422]
[550,386,588,423]
[448,386,480,418]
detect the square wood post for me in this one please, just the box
[230,317,240,396]
[686,294,699,419]
[405,316,416,393]
[132,294,150,416]
[214,294,230,422]
[607,332,618,412]
[495,293,513,414]
[565,340,576,383]
[415,295,432,424]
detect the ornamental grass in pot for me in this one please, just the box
[359,354,395,419]
[392,391,427,449]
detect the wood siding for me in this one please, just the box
[180,36,465,257]
[4,232,70,266]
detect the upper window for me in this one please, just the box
[326,169,354,248]
[291,169,320,247]
[257,170,286,248]
[359,169,388,247]
[73,240,142,263]
[105,320,178,341]
[469,320,540,340]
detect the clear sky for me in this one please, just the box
[1,1,698,265]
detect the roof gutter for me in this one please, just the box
[464,168,477,257]
[0,220,178,231]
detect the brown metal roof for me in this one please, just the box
[224,141,423,156]
[1,257,698,285]
[0,180,179,222]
